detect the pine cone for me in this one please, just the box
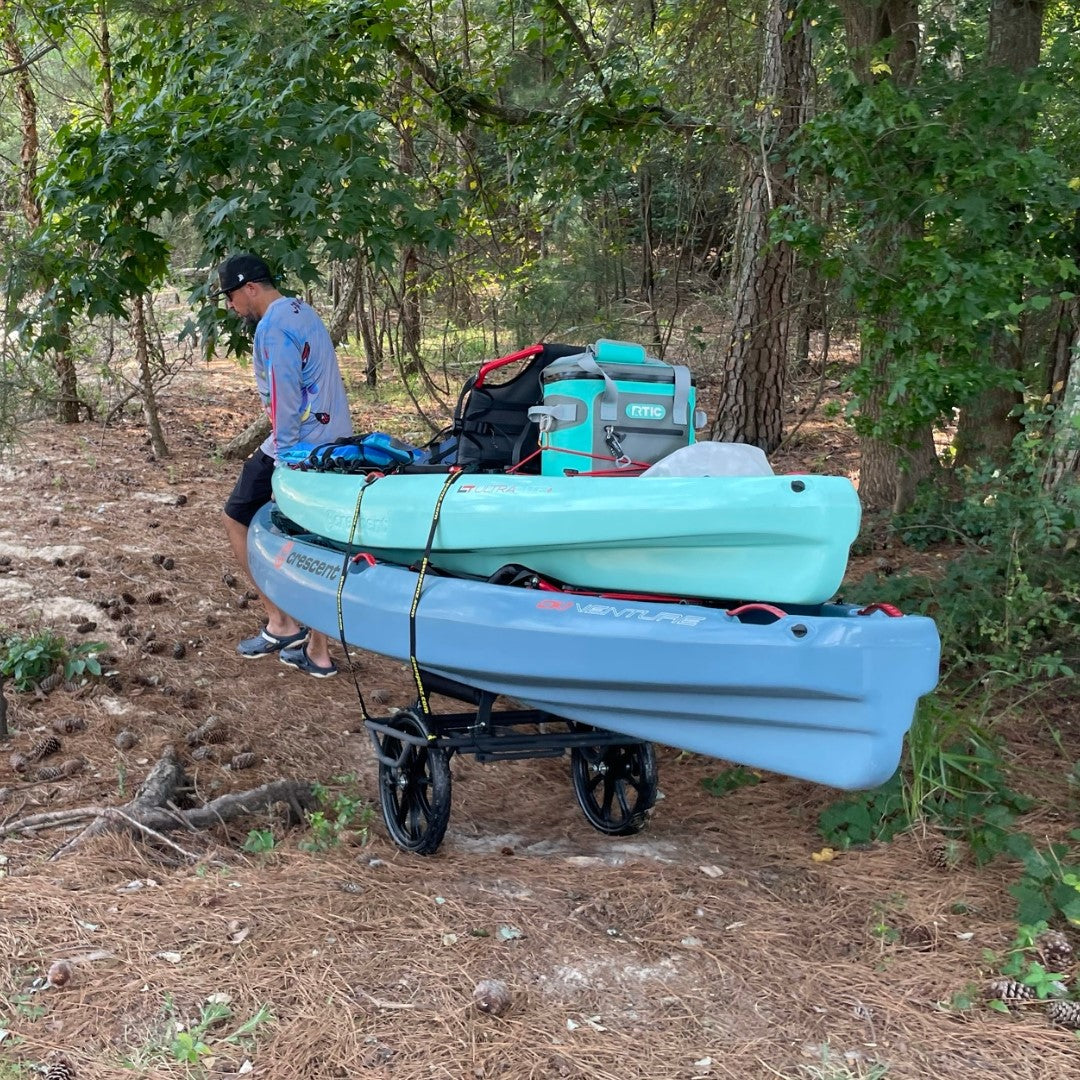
[35,765,65,782]
[1046,999,1080,1029]
[1036,929,1074,972]
[53,716,87,735]
[29,736,63,762]
[144,590,164,605]
[114,730,139,751]
[190,745,216,762]
[43,1052,76,1080]
[927,839,964,871]
[9,751,30,774]
[229,751,257,771]
[46,960,74,988]
[985,978,1037,1006]
[37,672,64,694]
[472,978,512,1016]
[186,718,226,747]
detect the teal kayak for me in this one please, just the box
[271,467,861,604]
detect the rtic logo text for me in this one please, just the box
[286,550,340,581]
[537,598,704,626]
[625,402,666,421]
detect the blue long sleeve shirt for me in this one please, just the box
[253,296,353,458]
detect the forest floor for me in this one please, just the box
[0,350,1078,1080]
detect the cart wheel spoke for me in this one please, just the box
[377,711,452,855]
[571,739,658,836]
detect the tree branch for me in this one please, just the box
[0,41,57,77]
[382,29,715,136]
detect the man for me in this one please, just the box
[213,253,352,677]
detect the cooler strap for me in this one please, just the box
[672,364,691,426]
[575,349,619,421]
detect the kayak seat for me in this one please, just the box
[448,343,584,472]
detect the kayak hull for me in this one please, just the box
[249,505,939,790]
[271,469,862,605]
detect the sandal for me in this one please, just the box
[236,626,309,658]
[279,644,338,679]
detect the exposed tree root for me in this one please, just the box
[0,746,317,860]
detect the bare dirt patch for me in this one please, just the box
[0,361,1073,1079]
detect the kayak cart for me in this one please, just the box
[363,669,657,855]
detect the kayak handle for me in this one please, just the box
[726,603,788,622]
[857,603,903,618]
[474,344,544,388]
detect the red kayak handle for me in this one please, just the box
[726,603,788,621]
[857,603,903,618]
[474,344,544,387]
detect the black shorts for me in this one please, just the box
[223,451,275,527]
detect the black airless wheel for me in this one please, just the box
[570,741,658,835]
[378,710,452,855]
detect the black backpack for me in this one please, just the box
[446,342,584,472]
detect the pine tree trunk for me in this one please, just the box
[837,0,933,511]
[710,0,809,451]
[953,0,1047,467]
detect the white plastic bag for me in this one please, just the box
[641,441,774,478]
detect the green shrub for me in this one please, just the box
[855,434,1079,691]
[819,700,1030,852]
[0,629,104,691]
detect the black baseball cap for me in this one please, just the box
[210,253,273,298]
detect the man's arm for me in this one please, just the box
[262,326,307,454]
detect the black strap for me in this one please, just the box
[335,474,379,722]
[408,470,463,716]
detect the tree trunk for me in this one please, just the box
[396,70,422,357]
[952,0,1047,468]
[639,168,661,343]
[54,328,82,425]
[133,296,169,458]
[219,414,271,460]
[836,0,938,511]
[858,342,941,512]
[710,0,809,451]
[1045,309,1078,492]
[0,2,41,230]
[328,257,363,346]
[0,2,82,424]
[356,265,381,388]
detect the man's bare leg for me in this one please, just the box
[224,512,334,666]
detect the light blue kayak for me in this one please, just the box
[249,505,939,790]
[271,467,862,605]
